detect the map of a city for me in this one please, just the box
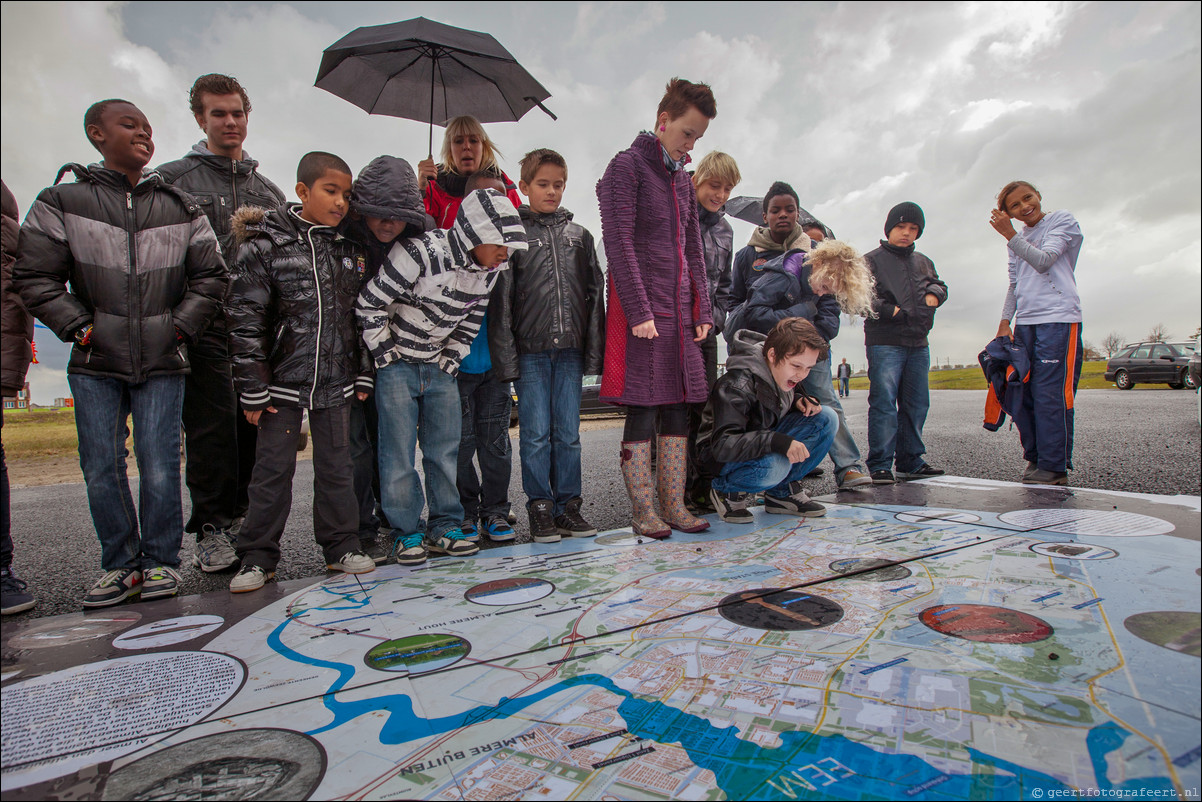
[2,477,1199,801]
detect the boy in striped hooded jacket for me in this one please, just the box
[356,188,527,567]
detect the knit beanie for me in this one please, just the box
[885,201,925,239]
[351,156,434,232]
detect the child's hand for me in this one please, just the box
[417,158,436,191]
[989,209,1017,239]
[693,324,711,342]
[356,391,369,402]
[924,293,939,307]
[244,406,277,426]
[786,440,811,464]
[795,397,821,416]
[632,320,659,339]
[996,320,1014,341]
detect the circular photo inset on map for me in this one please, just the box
[8,611,142,650]
[895,510,981,524]
[1029,542,1119,561]
[1123,611,1201,658]
[113,615,225,650]
[465,577,554,606]
[100,728,325,801]
[719,589,844,631]
[997,508,1173,538]
[364,634,472,673]
[596,531,644,546]
[920,604,1053,643]
[829,558,913,582]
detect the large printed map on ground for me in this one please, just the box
[2,478,1199,801]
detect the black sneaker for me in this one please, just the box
[871,469,896,484]
[710,488,754,524]
[896,464,945,481]
[1023,469,1069,486]
[528,499,561,543]
[764,481,827,517]
[1,567,35,615]
[359,539,389,565]
[805,467,825,478]
[555,497,597,538]
[83,567,142,608]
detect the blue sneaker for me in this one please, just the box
[482,514,516,542]
[394,533,428,566]
[461,519,481,543]
[426,528,480,557]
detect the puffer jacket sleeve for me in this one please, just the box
[487,270,518,383]
[812,293,841,343]
[13,189,92,342]
[683,190,712,328]
[708,376,794,465]
[596,153,652,328]
[171,213,228,343]
[581,228,606,375]
[1,185,34,396]
[740,272,815,336]
[225,237,275,411]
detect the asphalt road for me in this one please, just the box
[7,389,1200,619]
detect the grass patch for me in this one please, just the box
[841,361,1120,392]
[3,408,81,458]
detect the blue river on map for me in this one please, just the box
[266,610,1176,800]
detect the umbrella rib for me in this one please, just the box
[440,52,533,119]
[360,50,428,115]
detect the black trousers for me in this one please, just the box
[235,405,358,571]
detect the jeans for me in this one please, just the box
[376,361,463,540]
[69,373,185,571]
[839,377,850,397]
[800,356,863,478]
[516,349,583,515]
[866,345,932,474]
[712,408,838,495]
[1013,322,1083,473]
[457,370,512,521]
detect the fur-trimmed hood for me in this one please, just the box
[231,204,269,246]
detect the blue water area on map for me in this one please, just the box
[670,564,781,583]
[267,610,1177,800]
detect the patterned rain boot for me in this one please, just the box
[656,435,710,533]
[620,441,671,539]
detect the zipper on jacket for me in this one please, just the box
[306,225,324,408]
[231,160,238,210]
[126,190,143,382]
[549,220,566,339]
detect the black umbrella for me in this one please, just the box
[315,17,556,156]
[725,196,835,239]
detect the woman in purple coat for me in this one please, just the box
[596,78,716,539]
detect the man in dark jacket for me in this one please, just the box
[156,74,285,572]
[863,202,948,484]
[15,99,228,607]
[699,320,837,524]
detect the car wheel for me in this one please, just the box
[1183,368,1198,391]
[1114,369,1133,390]
[297,432,308,452]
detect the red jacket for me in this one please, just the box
[424,169,520,230]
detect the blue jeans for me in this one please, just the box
[800,356,863,478]
[866,345,931,473]
[69,373,185,571]
[515,348,584,515]
[375,361,463,540]
[1013,322,1083,473]
[457,370,512,520]
[713,408,838,495]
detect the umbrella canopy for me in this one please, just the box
[315,17,555,153]
[725,195,835,239]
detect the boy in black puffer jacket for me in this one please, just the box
[863,201,948,484]
[495,149,606,543]
[224,152,376,593]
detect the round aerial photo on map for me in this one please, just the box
[920,604,1053,643]
[719,589,844,631]
[1123,611,1201,658]
[364,633,472,673]
[829,558,913,582]
[465,577,555,606]
[8,610,142,650]
[996,508,1173,538]
[100,728,325,801]
[895,510,981,524]
[1029,542,1119,561]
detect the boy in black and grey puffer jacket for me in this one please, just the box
[224,152,376,594]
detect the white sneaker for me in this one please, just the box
[230,564,273,593]
[192,524,238,572]
[329,551,376,574]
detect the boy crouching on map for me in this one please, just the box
[697,318,838,524]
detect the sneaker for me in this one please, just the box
[555,498,598,538]
[461,519,481,543]
[230,564,273,593]
[83,567,142,608]
[896,464,945,481]
[837,469,873,489]
[482,514,517,542]
[710,488,754,524]
[1023,461,1038,481]
[764,481,827,516]
[229,515,246,537]
[192,524,238,572]
[805,467,825,478]
[1,567,35,615]
[1023,469,1069,486]
[528,499,561,543]
[394,533,428,567]
[871,469,896,485]
[143,566,183,600]
[506,510,518,526]
[360,539,389,565]
[329,551,376,574]
[427,528,480,558]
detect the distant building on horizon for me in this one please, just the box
[52,396,73,409]
[2,383,30,410]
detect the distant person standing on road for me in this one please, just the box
[837,358,851,397]
[990,181,1083,486]
[596,77,716,539]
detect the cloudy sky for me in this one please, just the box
[2,1,1199,404]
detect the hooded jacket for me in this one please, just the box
[596,132,712,407]
[727,223,814,313]
[156,142,284,257]
[700,208,734,334]
[491,205,606,380]
[2,181,34,396]
[724,249,841,345]
[979,335,1031,431]
[356,189,527,376]
[697,329,821,473]
[225,203,372,411]
[14,164,227,383]
[350,156,435,237]
[863,241,947,347]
